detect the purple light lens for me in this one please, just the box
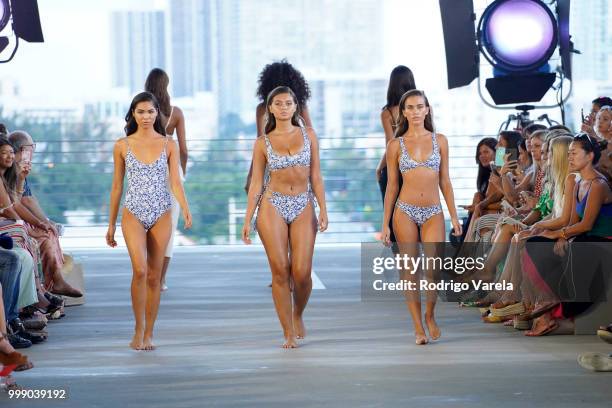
[485,0,556,67]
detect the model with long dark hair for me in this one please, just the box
[144,68,188,292]
[242,86,328,349]
[106,92,192,350]
[245,60,313,193]
[381,90,462,345]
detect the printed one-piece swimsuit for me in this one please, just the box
[262,126,314,224]
[124,138,173,230]
[395,133,443,226]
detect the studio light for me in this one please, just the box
[0,0,44,63]
[479,0,557,72]
[440,0,574,107]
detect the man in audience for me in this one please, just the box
[8,131,82,298]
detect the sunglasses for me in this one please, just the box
[574,133,595,148]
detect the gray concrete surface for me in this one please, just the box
[2,245,611,408]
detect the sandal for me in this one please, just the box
[525,316,558,336]
[597,324,612,344]
[526,302,560,320]
[578,352,612,372]
[490,302,525,318]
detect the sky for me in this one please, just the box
[0,0,447,104]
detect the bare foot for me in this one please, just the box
[415,332,429,345]
[293,313,306,339]
[425,316,441,340]
[129,331,144,350]
[282,335,298,349]
[142,335,156,351]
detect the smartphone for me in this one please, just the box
[581,108,585,123]
[494,147,506,166]
[21,149,32,164]
[506,148,518,162]
[490,161,500,176]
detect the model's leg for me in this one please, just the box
[288,202,317,339]
[392,208,426,344]
[142,211,173,351]
[256,200,294,348]
[121,209,149,350]
[420,212,445,341]
[160,194,180,290]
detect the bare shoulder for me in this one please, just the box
[303,126,318,142]
[387,137,400,151]
[435,133,449,145]
[173,106,185,119]
[380,108,391,121]
[114,137,128,153]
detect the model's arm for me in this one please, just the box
[242,138,266,243]
[382,139,400,243]
[245,104,267,194]
[174,107,188,175]
[437,134,461,234]
[301,105,313,128]
[307,127,328,232]
[106,139,126,247]
[376,109,395,179]
[167,140,191,229]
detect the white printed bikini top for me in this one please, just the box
[264,126,311,172]
[399,133,441,173]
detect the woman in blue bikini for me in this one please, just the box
[242,86,328,349]
[106,92,192,351]
[381,90,462,345]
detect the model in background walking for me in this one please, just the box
[242,86,327,348]
[106,92,192,350]
[145,68,188,292]
[377,66,416,243]
[381,90,461,345]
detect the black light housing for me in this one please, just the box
[0,0,44,63]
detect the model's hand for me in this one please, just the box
[318,211,328,232]
[242,223,251,244]
[182,209,192,229]
[106,225,117,247]
[381,225,391,246]
[451,217,463,237]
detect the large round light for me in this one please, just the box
[479,0,558,72]
[0,0,10,32]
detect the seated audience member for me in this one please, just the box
[582,96,612,138]
[8,131,82,298]
[523,134,611,336]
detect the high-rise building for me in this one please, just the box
[169,0,215,97]
[110,11,166,93]
[571,0,611,82]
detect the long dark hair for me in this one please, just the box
[498,130,522,150]
[124,92,166,137]
[264,86,303,135]
[383,65,416,110]
[394,90,435,138]
[256,59,310,110]
[573,133,608,165]
[0,137,18,200]
[144,68,172,117]
[476,137,497,195]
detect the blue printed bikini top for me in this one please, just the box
[398,133,441,173]
[264,126,311,171]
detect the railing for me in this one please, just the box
[23,134,488,248]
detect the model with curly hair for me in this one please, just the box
[245,60,313,193]
[242,86,328,349]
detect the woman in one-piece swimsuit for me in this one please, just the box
[106,92,192,351]
[242,86,328,349]
[381,90,462,346]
